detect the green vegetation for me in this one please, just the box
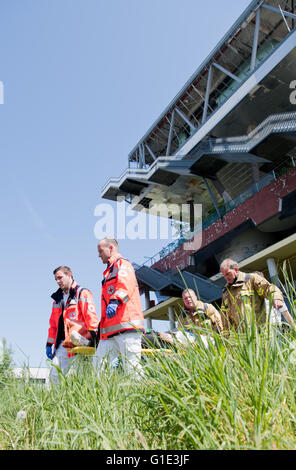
[0,338,14,387]
[1,274,296,450]
[1,326,296,450]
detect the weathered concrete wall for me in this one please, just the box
[152,167,296,272]
[214,228,276,265]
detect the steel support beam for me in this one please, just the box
[250,7,261,71]
[279,4,291,32]
[176,28,296,157]
[175,106,196,131]
[145,143,157,161]
[202,65,213,124]
[211,178,232,203]
[203,177,222,219]
[166,110,175,156]
[261,3,296,21]
[212,62,242,83]
[138,143,146,168]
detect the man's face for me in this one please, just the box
[182,291,198,311]
[221,266,239,284]
[98,241,112,264]
[54,270,72,291]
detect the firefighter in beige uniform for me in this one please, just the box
[179,289,223,333]
[220,258,285,331]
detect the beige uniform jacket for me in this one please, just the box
[221,271,284,331]
[178,300,223,333]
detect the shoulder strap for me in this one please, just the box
[76,286,86,301]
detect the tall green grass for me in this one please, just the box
[1,273,296,450]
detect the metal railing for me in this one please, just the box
[128,2,296,169]
[102,112,296,195]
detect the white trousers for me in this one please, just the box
[49,344,73,384]
[94,331,143,378]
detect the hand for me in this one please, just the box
[274,299,284,310]
[106,300,120,319]
[46,345,53,360]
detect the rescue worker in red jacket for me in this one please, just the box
[94,238,145,377]
[46,265,99,384]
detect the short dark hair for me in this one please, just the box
[53,266,73,278]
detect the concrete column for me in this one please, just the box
[168,306,176,330]
[266,257,279,286]
[144,289,152,330]
[146,318,152,330]
[144,290,150,310]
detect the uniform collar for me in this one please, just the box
[106,254,123,267]
[224,271,247,290]
[51,280,78,302]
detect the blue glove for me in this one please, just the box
[106,300,120,319]
[46,345,53,360]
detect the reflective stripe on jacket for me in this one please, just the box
[47,281,99,349]
[100,255,144,339]
[221,271,283,331]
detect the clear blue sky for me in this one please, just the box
[0,0,251,366]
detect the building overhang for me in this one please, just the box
[102,56,296,221]
[102,109,296,222]
[143,297,184,321]
[210,232,296,285]
[238,232,296,275]
[101,22,296,215]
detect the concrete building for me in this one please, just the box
[101,0,296,329]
